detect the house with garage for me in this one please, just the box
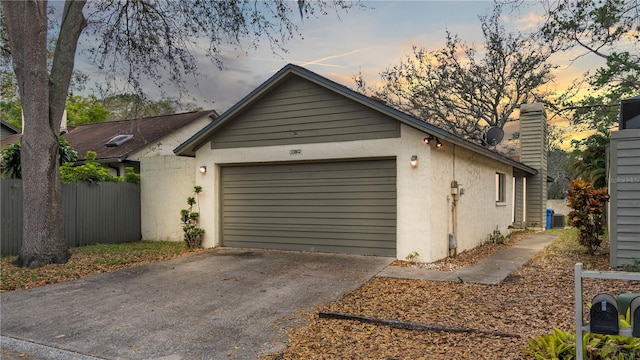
[175,64,548,262]
[2,110,218,243]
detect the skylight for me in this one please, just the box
[105,134,134,147]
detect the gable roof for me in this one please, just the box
[175,64,537,176]
[2,110,217,163]
[1,120,19,138]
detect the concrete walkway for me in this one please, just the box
[377,231,558,284]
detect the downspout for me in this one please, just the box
[449,145,458,257]
[108,164,121,177]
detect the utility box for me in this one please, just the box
[590,293,619,335]
[552,214,565,228]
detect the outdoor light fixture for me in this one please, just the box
[410,155,418,168]
[199,166,207,174]
[423,135,443,149]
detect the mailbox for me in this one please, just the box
[632,297,640,338]
[618,293,640,318]
[590,294,619,335]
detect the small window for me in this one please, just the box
[496,172,506,203]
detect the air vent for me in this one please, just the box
[105,134,134,147]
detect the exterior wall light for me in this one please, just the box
[199,166,207,174]
[410,155,418,168]
[423,135,434,145]
[435,139,443,149]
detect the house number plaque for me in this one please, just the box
[289,149,302,155]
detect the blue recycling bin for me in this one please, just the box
[546,208,554,229]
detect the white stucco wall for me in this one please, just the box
[140,155,197,241]
[432,145,514,257]
[192,123,517,262]
[138,116,213,242]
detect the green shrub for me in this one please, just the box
[489,226,506,244]
[1,137,77,179]
[524,328,640,360]
[566,179,609,254]
[622,259,640,272]
[60,151,118,183]
[124,167,140,184]
[180,186,204,248]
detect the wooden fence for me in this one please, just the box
[1,179,141,256]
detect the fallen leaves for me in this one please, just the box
[0,241,207,292]
[270,230,640,359]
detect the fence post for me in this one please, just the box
[575,263,584,360]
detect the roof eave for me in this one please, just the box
[175,64,538,176]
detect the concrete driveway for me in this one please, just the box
[1,249,393,360]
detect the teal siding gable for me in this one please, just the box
[209,77,400,149]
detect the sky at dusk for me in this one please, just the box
[72,0,623,135]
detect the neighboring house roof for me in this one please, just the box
[175,63,537,176]
[1,120,19,139]
[2,110,218,163]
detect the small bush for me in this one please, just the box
[489,226,506,244]
[566,179,609,254]
[61,151,118,183]
[405,251,419,263]
[622,259,640,272]
[124,167,140,184]
[524,327,640,360]
[180,186,204,248]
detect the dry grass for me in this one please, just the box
[0,241,207,292]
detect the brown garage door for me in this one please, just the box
[221,159,396,256]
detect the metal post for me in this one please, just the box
[575,263,583,360]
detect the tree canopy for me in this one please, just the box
[355,4,556,144]
[539,0,639,131]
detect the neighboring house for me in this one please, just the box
[609,95,640,268]
[1,120,19,139]
[175,64,548,262]
[1,110,218,243]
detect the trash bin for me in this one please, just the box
[546,209,554,229]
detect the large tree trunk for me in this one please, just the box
[3,0,86,268]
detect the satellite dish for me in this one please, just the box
[485,127,504,147]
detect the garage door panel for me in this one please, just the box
[224,222,396,234]
[223,160,395,175]
[222,198,396,207]
[224,191,397,201]
[221,159,396,256]
[224,233,396,247]
[224,178,396,189]
[225,181,395,195]
[223,241,396,257]
[223,205,396,215]
[224,216,397,227]
[224,211,396,220]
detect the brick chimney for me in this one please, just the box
[519,103,548,229]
